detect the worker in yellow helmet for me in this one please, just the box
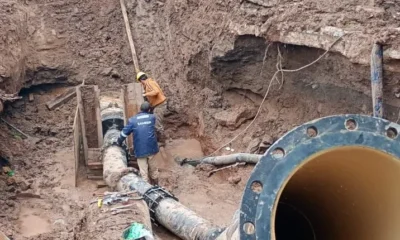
[137,72,167,143]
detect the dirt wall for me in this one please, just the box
[0,2,27,95]
[1,0,399,90]
[1,0,400,150]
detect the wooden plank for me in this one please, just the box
[87,148,103,171]
[87,162,103,170]
[119,0,140,74]
[76,86,88,165]
[121,87,127,125]
[73,105,82,187]
[95,180,107,188]
[87,148,102,164]
[46,88,76,110]
[87,175,103,180]
[94,87,103,147]
[78,85,103,164]
[87,169,103,176]
[121,83,144,154]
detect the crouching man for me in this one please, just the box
[116,102,159,183]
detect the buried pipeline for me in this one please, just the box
[100,96,223,240]
[100,96,400,240]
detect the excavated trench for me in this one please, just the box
[2,34,400,240]
[1,0,400,238]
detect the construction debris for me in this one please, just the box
[122,223,154,240]
[45,87,76,110]
[208,162,246,177]
[95,180,108,188]
[16,192,42,199]
[0,118,29,139]
[0,93,22,102]
[91,191,142,207]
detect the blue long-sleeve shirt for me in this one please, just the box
[119,112,159,158]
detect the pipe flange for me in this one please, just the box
[239,114,400,239]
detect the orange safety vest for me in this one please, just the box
[142,78,166,107]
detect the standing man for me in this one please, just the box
[116,102,159,183]
[136,72,167,141]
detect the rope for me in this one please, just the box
[206,35,345,157]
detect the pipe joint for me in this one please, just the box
[142,185,179,222]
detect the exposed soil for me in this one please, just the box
[79,86,101,148]
[1,0,400,239]
[18,207,51,238]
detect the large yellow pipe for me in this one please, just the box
[238,115,400,240]
[219,146,400,240]
[273,146,400,240]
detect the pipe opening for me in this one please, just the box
[273,146,400,240]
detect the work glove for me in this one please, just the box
[117,136,125,146]
[111,136,126,149]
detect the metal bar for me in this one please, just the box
[371,43,384,118]
[0,118,29,138]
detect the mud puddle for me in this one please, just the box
[18,207,51,237]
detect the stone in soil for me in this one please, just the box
[213,106,257,130]
[228,176,242,184]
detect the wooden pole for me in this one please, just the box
[73,80,84,187]
[370,43,383,118]
[120,0,140,75]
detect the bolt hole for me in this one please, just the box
[243,222,255,235]
[271,147,285,159]
[251,181,263,194]
[387,127,398,139]
[306,126,318,137]
[345,119,357,131]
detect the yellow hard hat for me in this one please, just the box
[136,72,146,81]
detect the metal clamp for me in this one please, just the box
[142,185,178,222]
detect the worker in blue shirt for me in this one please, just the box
[116,101,159,182]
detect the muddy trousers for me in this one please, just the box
[151,101,167,142]
[137,155,158,183]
